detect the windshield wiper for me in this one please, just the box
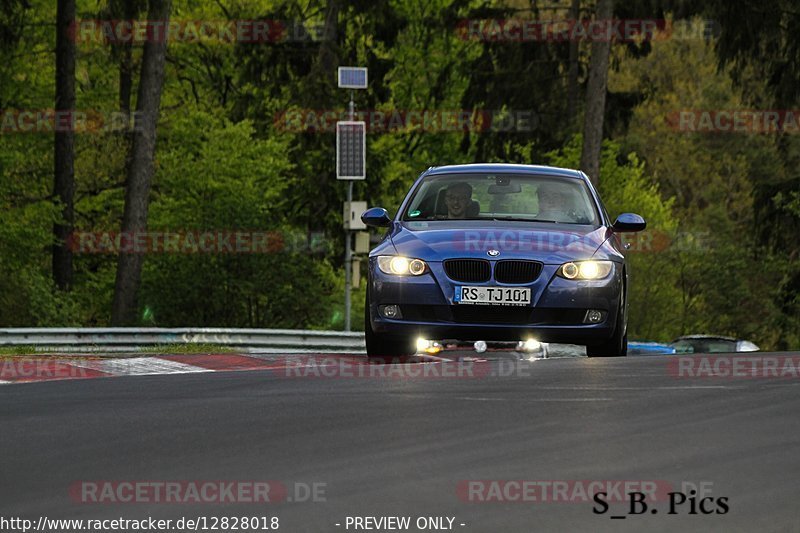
[413,216,568,223]
[489,216,556,223]
[488,216,525,221]
[422,216,487,220]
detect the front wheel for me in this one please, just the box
[586,284,627,358]
[586,328,627,358]
[364,296,416,358]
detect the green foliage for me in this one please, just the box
[547,136,683,341]
[138,110,340,328]
[608,19,797,348]
[0,3,797,349]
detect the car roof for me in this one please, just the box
[424,163,584,179]
[672,335,739,342]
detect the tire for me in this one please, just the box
[586,327,627,358]
[364,294,416,358]
[586,281,627,358]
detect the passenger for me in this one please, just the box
[536,182,569,221]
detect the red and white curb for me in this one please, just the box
[0,354,329,385]
[0,353,466,385]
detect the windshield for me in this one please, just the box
[402,173,600,225]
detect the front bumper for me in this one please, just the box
[368,259,622,344]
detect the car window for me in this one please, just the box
[402,173,600,225]
[672,339,737,353]
[706,340,737,353]
[672,341,695,354]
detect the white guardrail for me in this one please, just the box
[0,328,366,354]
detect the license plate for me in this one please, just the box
[455,286,531,306]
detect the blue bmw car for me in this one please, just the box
[361,164,646,357]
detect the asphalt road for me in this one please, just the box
[2,352,799,533]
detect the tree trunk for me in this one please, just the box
[118,0,137,114]
[111,0,171,325]
[316,0,339,76]
[53,0,75,291]
[566,0,580,126]
[579,0,613,186]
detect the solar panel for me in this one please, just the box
[336,121,366,180]
[338,67,368,89]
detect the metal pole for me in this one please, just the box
[343,92,355,331]
[344,181,353,331]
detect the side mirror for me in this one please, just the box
[612,213,646,233]
[361,207,392,228]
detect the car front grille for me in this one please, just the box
[443,258,542,284]
[494,260,543,284]
[443,259,491,283]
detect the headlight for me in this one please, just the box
[558,260,613,280]
[377,256,428,276]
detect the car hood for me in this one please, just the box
[390,221,612,264]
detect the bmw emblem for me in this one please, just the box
[488,249,500,257]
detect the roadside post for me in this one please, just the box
[336,67,368,331]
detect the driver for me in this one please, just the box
[444,182,473,219]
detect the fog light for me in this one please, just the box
[415,339,442,354]
[584,309,604,324]
[425,341,442,355]
[522,338,541,351]
[416,338,432,352]
[380,304,401,319]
